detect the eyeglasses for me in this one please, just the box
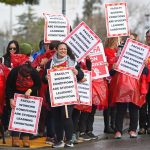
[9,47,16,50]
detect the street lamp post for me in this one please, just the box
[145,13,150,30]
[10,6,13,40]
[145,5,150,30]
[62,0,66,15]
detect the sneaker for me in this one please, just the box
[45,137,54,146]
[71,134,77,143]
[138,128,146,135]
[129,131,137,138]
[104,127,114,134]
[76,138,84,143]
[114,131,122,139]
[65,140,74,148]
[71,133,83,144]
[4,130,11,137]
[79,133,91,141]
[53,141,65,148]
[87,132,98,140]
[147,128,150,134]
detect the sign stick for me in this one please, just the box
[65,105,69,118]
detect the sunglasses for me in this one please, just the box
[9,47,16,50]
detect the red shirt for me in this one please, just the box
[104,47,117,71]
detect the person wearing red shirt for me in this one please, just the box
[138,30,150,134]
[103,37,119,133]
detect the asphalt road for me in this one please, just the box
[0,113,150,150]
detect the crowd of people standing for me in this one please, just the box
[0,29,150,148]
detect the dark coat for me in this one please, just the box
[6,65,41,109]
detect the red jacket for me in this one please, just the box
[75,58,108,112]
[0,64,10,115]
[104,47,117,71]
[109,72,147,107]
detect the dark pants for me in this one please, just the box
[52,105,74,142]
[2,106,10,131]
[139,91,150,129]
[78,105,97,133]
[115,102,139,133]
[72,108,80,133]
[11,131,29,137]
[38,106,47,136]
[103,106,116,130]
[46,110,55,138]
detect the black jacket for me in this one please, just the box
[6,66,41,109]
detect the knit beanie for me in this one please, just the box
[20,43,32,56]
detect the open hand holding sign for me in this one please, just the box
[72,68,78,75]
[25,89,32,98]
[10,99,16,109]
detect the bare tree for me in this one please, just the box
[127,1,150,42]
[78,0,106,42]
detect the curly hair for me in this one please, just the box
[56,42,75,61]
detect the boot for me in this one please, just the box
[12,136,20,147]
[22,136,30,148]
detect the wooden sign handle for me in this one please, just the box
[65,105,69,118]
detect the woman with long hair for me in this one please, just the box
[103,37,119,133]
[43,42,84,148]
[0,40,19,68]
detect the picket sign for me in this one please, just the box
[47,67,79,117]
[105,2,130,37]
[89,42,109,79]
[77,70,92,106]
[63,21,101,62]
[43,13,70,43]
[115,38,150,79]
[9,94,43,134]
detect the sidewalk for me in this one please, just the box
[93,112,130,140]
[0,112,129,149]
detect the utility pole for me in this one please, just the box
[62,0,66,15]
[145,5,150,30]
[145,13,150,30]
[10,6,13,40]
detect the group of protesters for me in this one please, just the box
[0,28,150,148]
[104,30,150,139]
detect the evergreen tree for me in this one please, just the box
[14,6,44,50]
[73,13,81,28]
[24,0,39,5]
[82,0,96,21]
[81,0,106,42]
[0,0,39,5]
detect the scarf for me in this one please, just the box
[51,53,76,68]
[16,73,34,92]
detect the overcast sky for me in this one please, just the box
[0,0,84,33]
[0,0,150,33]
